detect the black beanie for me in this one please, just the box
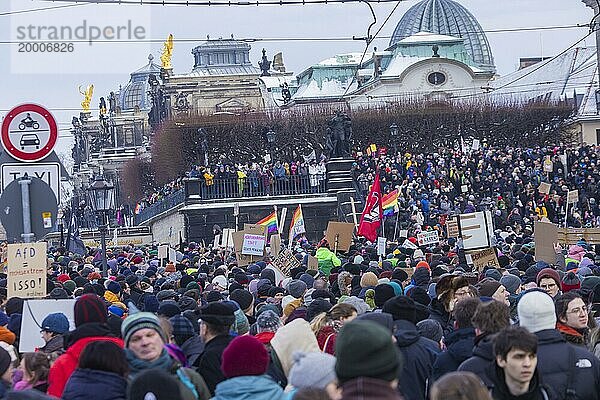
[128,369,182,400]
[335,320,401,384]
[382,295,417,324]
[374,284,396,308]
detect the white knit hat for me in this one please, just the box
[517,290,556,333]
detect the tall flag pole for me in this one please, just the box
[357,173,383,242]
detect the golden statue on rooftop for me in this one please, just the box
[79,84,94,112]
[161,34,174,69]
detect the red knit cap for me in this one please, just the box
[57,274,70,283]
[221,335,269,378]
[416,260,430,271]
[74,294,108,327]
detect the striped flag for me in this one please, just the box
[382,189,399,217]
[288,205,306,244]
[257,211,278,234]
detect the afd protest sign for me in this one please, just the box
[271,248,301,277]
[417,231,439,246]
[8,243,47,298]
[469,248,501,272]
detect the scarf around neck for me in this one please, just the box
[126,348,173,377]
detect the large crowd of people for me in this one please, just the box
[0,208,598,399]
[353,144,600,229]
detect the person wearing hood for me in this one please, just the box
[382,296,438,400]
[212,335,285,400]
[315,239,341,277]
[486,326,552,400]
[458,300,511,387]
[122,310,210,400]
[48,294,124,398]
[267,318,319,388]
[432,297,480,381]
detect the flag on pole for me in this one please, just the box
[257,211,278,234]
[288,205,306,244]
[382,189,399,217]
[357,173,383,242]
[65,210,86,255]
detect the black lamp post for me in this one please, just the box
[87,175,115,277]
[389,123,399,155]
[266,130,276,162]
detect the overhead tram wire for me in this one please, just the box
[0,3,90,17]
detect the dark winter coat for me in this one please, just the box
[457,334,495,387]
[193,334,233,396]
[62,369,127,400]
[486,363,551,400]
[431,327,476,381]
[181,335,204,366]
[38,334,64,354]
[534,329,600,400]
[427,299,454,336]
[393,319,439,400]
[341,377,405,400]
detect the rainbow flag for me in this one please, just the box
[382,189,399,217]
[288,205,306,244]
[257,211,278,234]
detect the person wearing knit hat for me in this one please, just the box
[47,294,123,398]
[360,271,379,288]
[128,369,182,400]
[476,278,509,304]
[517,290,600,399]
[335,320,402,399]
[374,284,396,309]
[287,280,307,299]
[213,335,285,400]
[169,315,204,366]
[500,274,522,296]
[122,311,211,400]
[340,296,370,315]
[561,271,581,293]
[416,319,443,346]
[289,352,339,399]
[194,303,235,395]
[254,310,282,345]
[0,346,13,397]
[229,289,255,324]
[39,313,69,354]
[536,268,561,298]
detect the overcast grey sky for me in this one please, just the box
[0,0,595,158]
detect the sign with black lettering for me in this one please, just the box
[7,242,47,298]
[1,162,60,199]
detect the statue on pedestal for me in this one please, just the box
[325,111,352,158]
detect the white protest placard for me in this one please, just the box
[461,184,468,193]
[472,139,480,151]
[458,211,494,250]
[168,248,177,263]
[402,239,418,250]
[7,242,47,298]
[213,234,220,249]
[417,231,440,246]
[241,234,266,256]
[399,230,409,238]
[377,237,387,256]
[538,182,551,195]
[19,299,76,352]
[221,228,235,249]
[158,244,168,259]
[567,190,579,204]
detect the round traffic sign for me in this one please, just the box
[1,103,58,162]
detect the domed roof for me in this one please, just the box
[389,0,495,72]
[119,54,161,111]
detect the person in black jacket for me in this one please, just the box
[518,290,600,400]
[458,300,511,387]
[486,326,552,400]
[432,297,480,381]
[193,302,235,396]
[383,296,439,400]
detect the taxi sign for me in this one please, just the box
[1,103,58,162]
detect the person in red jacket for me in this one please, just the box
[47,294,124,398]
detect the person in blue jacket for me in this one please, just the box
[213,335,286,400]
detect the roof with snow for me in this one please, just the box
[490,46,598,115]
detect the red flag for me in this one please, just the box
[357,173,383,242]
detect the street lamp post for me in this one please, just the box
[266,130,276,162]
[87,175,115,277]
[389,123,399,155]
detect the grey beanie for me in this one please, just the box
[289,351,337,390]
[500,274,521,295]
[416,319,443,343]
[341,296,370,315]
[288,279,308,299]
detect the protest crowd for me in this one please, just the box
[0,144,599,400]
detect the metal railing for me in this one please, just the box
[186,173,327,200]
[134,189,185,224]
